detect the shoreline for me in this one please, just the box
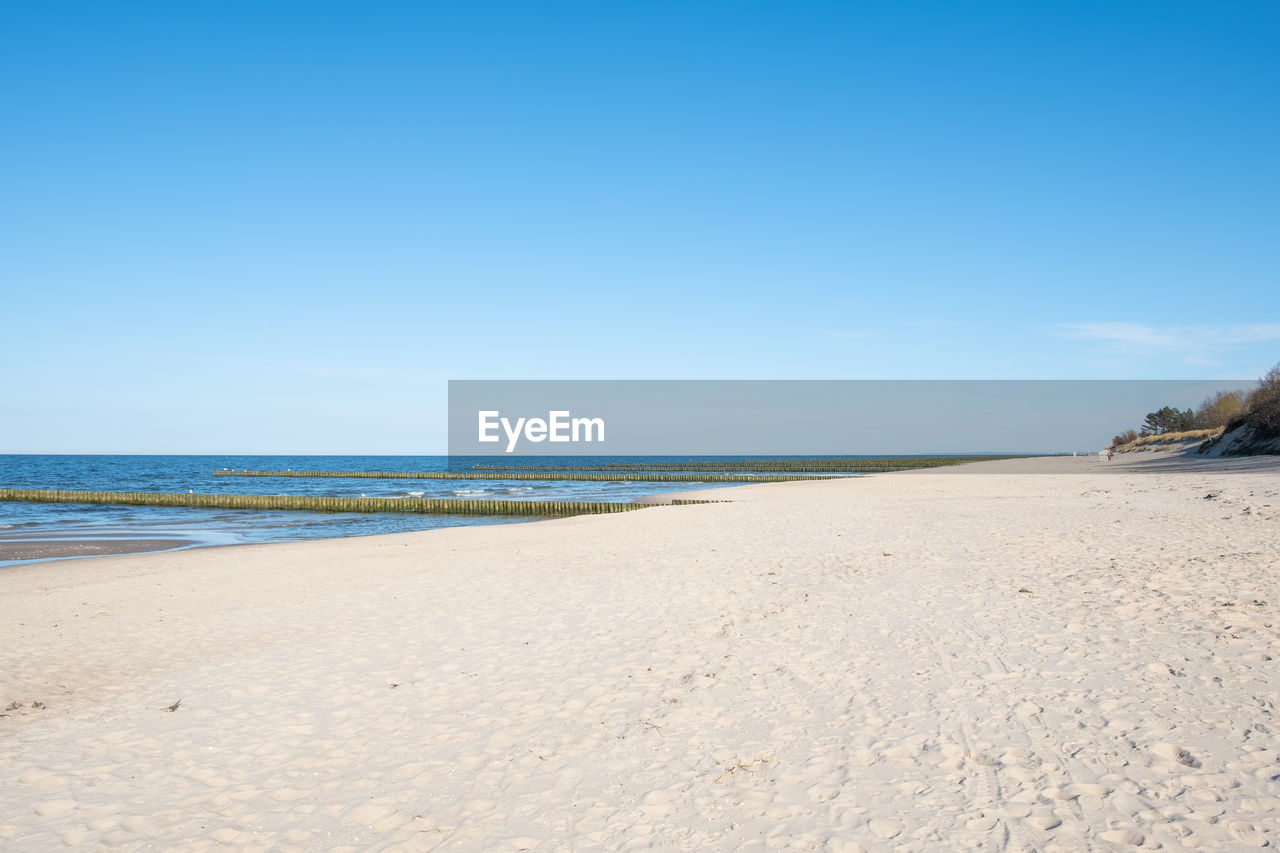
[3,452,1275,566]
[0,538,199,563]
[2,454,1278,849]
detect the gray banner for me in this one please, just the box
[448,379,1251,456]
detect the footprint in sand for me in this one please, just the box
[965,814,999,832]
[1149,742,1201,768]
[33,799,77,818]
[1025,814,1061,830]
[806,784,841,803]
[1099,828,1144,845]
[639,789,676,817]
[18,770,66,792]
[1228,820,1269,847]
[1052,782,1112,800]
[868,818,903,839]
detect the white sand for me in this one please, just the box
[2,455,1279,851]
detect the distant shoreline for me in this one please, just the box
[7,452,1280,566]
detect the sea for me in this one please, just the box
[0,455,811,566]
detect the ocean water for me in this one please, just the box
[0,455,782,565]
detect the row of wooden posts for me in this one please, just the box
[213,469,834,483]
[0,489,655,518]
[471,456,1015,473]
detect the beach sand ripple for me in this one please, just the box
[1,455,1278,850]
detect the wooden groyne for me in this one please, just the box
[0,489,647,518]
[470,456,1020,473]
[212,470,834,483]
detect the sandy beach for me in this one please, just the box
[2,454,1279,851]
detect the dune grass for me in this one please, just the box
[1111,427,1224,453]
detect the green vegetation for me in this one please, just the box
[1111,428,1139,447]
[1110,361,1280,451]
[1194,389,1246,429]
[1225,363,1280,440]
[1139,406,1196,437]
[0,489,647,518]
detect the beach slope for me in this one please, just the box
[2,456,1279,850]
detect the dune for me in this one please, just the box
[2,454,1278,851]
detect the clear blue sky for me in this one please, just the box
[2,1,1277,452]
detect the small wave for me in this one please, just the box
[406,490,425,498]
[450,489,488,497]
[504,486,534,493]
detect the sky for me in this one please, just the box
[2,1,1277,453]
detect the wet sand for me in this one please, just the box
[0,539,197,562]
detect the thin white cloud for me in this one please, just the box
[1184,355,1220,367]
[1233,324,1280,343]
[1057,322,1183,349]
[1056,322,1280,362]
